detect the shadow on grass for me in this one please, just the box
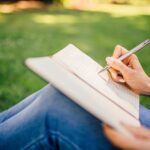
[0,8,150,110]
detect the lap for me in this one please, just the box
[0,84,149,150]
[0,85,118,150]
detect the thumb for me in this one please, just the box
[106,57,131,75]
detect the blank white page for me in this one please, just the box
[52,44,139,119]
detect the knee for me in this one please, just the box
[35,84,62,108]
[42,85,101,132]
[36,84,101,129]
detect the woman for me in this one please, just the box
[0,45,150,150]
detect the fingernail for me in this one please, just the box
[118,79,125,83]
[106,57,115,65]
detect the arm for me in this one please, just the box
[103,45,150,150]
[106,45,150,96]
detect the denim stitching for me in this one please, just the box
[21,134,53,150]
[48,130,81,150]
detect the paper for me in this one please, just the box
[52,44,139,119]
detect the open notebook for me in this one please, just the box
[25,44,140,137]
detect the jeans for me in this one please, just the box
[0,84,149,150]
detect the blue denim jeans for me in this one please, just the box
[0,84,150,150]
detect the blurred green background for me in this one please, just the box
[0,0,150,111]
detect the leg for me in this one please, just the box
[139,105,150,128]
[0,85,43,123]
[0,85,118,150]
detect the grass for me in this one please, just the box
[0,5,150,111]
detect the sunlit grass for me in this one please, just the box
[33,14,77,24]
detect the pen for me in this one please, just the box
[98,39,150,74]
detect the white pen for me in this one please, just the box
[98,39,150,74]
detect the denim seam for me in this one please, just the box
[21,134,53,150]
[48,130,81,150]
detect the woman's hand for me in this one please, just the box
[106,45,150,95]
[103,124,150,150]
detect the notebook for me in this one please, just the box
[25,44,140,138]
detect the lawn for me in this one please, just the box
[0,5,150,111]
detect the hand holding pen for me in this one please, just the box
[99,39,150,95]
[99,39,150,73]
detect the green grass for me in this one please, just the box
[0,6,150,111]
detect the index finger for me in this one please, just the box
[113,45,137,65]
[113,45,128,58]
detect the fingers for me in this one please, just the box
[128,55,143,71]
[108,68,125,83]
[113,45,128,58]
[106,57,131,75]
[103,124,138,149]
[122,123,150,139]
[113,45,142,70]
[103,124,150,150]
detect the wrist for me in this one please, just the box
[142,77,150,96]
